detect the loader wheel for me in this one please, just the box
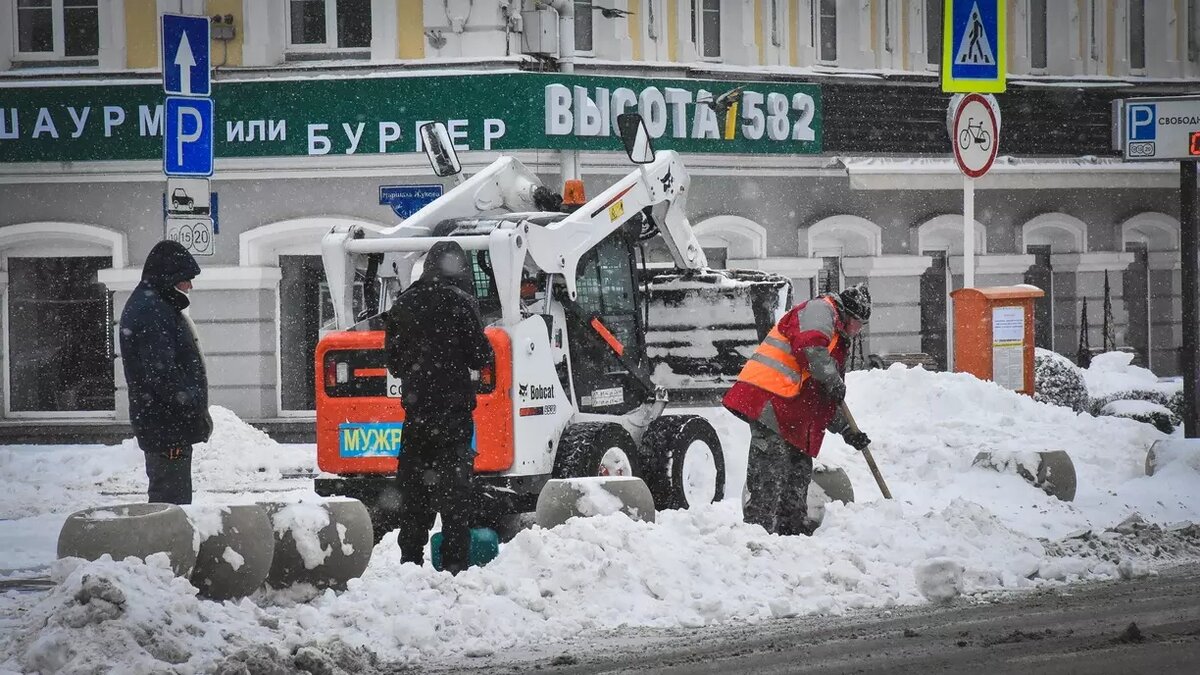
[553,423,640,480]
[641,415,725,510]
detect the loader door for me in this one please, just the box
[565,230,644,414]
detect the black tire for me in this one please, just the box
[553,423,640,480]
[640,415,725,510]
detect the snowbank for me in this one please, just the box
[2,367,1198,672]
[1083,351,1181,399]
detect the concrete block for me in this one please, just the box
[57,503,197,577]
[973,450,1076,502]
[535,477,656,529]
[1145,439,1200,476]
[262,499,373,590]
[184,504,275,601]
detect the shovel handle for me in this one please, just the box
[839,402,893,500]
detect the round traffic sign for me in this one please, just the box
[951,93,1000,178]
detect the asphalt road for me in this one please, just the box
[439,563,1200,674]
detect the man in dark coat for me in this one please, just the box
[119,240,211,505]
[385,240,495,574]
[724,283,872,536]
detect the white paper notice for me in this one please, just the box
[992,306,1025,344]
[993,345,1024,391]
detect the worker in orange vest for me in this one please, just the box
[723,284,872,535]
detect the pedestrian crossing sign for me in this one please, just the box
[942,0,1006,93]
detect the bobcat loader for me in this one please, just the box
[314,115,790,540]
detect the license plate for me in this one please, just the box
[386,371,402,398]
[339,422,404,458]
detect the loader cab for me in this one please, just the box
[558,224,647,415]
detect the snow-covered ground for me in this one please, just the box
[2,365,1199,673]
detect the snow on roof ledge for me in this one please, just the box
[838,156,1180,191]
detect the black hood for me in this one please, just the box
[142,240,201,289]
[420,240,475,297]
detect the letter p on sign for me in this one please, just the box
[1128,104,1156,142]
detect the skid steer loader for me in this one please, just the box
[314,114,790,541]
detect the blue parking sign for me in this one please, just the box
[164,97,214,177]
[942,0,1006,93]
[1127,104,1157,141]
[161,14,211,97]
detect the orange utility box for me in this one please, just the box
[949,286,1045,395]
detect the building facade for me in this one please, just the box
[1,1,1196,439]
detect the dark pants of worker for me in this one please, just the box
[143,445,193,505]
[743,424,814,536]
[396,419,475,574]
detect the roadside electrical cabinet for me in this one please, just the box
[950,286,1045,396]
[521,9,559,56]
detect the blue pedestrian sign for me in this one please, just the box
[164,97,214,177]
[161,14,211,97]
[380,184,445,219]
[941,0,1006,94]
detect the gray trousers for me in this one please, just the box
[743,424,814,536]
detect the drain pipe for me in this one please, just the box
[545,0,579,184]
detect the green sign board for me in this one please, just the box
[0,72,821,164]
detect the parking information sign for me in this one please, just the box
[942,0,1006,93]
[1117,96,1200,162]
[165,216,214,256]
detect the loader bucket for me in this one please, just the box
[643,269,792,404]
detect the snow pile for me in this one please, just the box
[2,365,1199,671]
[1083,351,1180,400]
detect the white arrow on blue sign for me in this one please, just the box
[161,14,210,97]
[164,97,214,177]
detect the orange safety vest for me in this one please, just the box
[735,297,840,398]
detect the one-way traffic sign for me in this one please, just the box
[161,14,210,97]
[164,96,214,176]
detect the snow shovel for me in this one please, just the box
[839,402,893,500]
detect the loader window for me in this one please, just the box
[566,231,643,413]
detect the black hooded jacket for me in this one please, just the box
[385,241,495,436]
[119,241,211,450]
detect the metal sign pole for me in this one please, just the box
[963,175,975,288]
[1182,161,1198,438]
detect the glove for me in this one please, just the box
[823,378,846,403]
[842,430,871,451]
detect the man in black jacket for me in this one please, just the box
[119,240,211,505]
[385,241,495,574]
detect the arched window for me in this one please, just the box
[691,215,768,267]
[1120,212,1179,252]
[1021,213,1088,253]
[0,222,128,416]
[242,217,387,413]
[914,214,987,255]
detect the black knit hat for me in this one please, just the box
[839,283,871,322]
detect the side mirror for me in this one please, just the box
[617,113,655,164]
[419,122,462,177]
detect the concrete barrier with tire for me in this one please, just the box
[262,499,373,590]
[535,476,656,529]
[973,450,1077,502]
[57,503,197,577]
[640,415,726,510]
[184,504,274,601]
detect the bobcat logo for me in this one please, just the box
[660,169,674,192]
[519,383,555,401]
